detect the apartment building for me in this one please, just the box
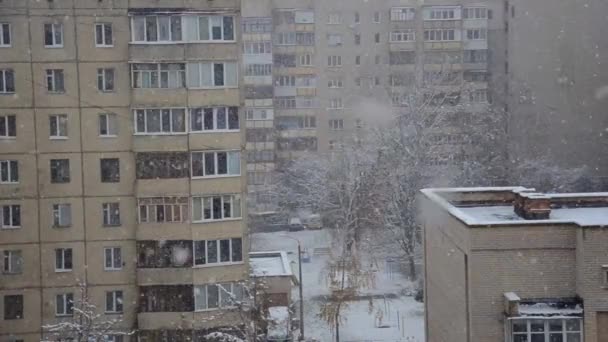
[420,187,608,342]
[0,1,247,341]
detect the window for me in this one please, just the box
[131,15,182,42]
[391,7,416,21]
[469,89,489,103]
[4,295,23,320]
[131,63,185,89]
[105,335,124,342]
[355,77,361,86]
[104,247,122,270]
[195,15,235,41]
[424,29,456,41]
[46,69,65,93]
[464,71,489,82]
[49,114,68,138]
[0,160,18,184]
[466,28,487,40]
[328,79,343,88]
[186,62,238,88]
[55,248,73,272]
[190,107,239,132]
[191,151,240,178]
[299,54,313,67]
[328,55,342,67]
[276,116,316,130]
[3,250,22,274]
[327,34,342,47]
[427,8,457,20]
[0,23,11,46]
[275,32,296,45]
[55,293,73,316]
[0,69,15,93]
[105,291,123,313]
[375,33,381,43]
[463,7,488,19]
[98,113,118,137]
[44,23,63,47]
[328,13,342,24]
[329,119,344,130]
[243,41,272,54]
[276,75,295,87]
[50,159,70,183]
[52,203,72,228]
[329,98,343,109]
[244,18,272,33]
[95,23,113,46]
[100,158,120,183]
[138,197,189,223]
[192,195,241,222]
[296,32,314,46]
[245,64,272,76]
[97,68,115,92]
[136,153,189,179]
[134,108,186,134]
[464,49,488,63]
[375,76,381,85]
[355,56,361,65]
[102,203,121,227]
[194,283,244,311]
[373,11,381,23]
[390,30,415,42]
[511,319,582,342]
[1,204,20,229]
[193,238,243,266]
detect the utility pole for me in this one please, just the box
[297,243,305,341]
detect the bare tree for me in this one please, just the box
[42,284,133,342]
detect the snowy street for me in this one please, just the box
[251,229,425,342]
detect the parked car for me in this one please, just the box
[288,218,305,231]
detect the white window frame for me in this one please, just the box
[463,7,488,20]
[328,79,344,88]
[329,98,344,110]
[137,197,189,224]
[102,202,121,227]
[55,293,73,317]
[424,29,457,42]
[98,113,118,137]
[44,23,63,48]
[190,107,239,133]
[328,55,342,67]
[390,30,416,42]
[2,250,22,274]
[427,8,457,20]
[466,28,487,40]
[133,108,187,135]
[196,15,236,42]
[131,63,186,89]
[0,160,18,184]
[329,119,344,130]
[97,68,115,92]
[299,53,313,67]
[373,11,381,23]
[192,194,242,223]
[104,247,122,271]
[55,248,72,272]
[510,318,582,342]
[328,13,342,25]
[130,15,183,43]
[0,23,11,47]
[469,89,488,103]
[0,69,15,93]
[49,114,68,139]
[0,115,16,138]
[192,237,244,267]
[1,204,20,229]
[390,7,415,21]
[194,283,244,311]
[186,62,238,89]
[190,151,241,178]
[52,203,72,228]
[46,69,65,93]
[105,291,123,313]
[95,23,113,47]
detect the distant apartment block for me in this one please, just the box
[420,187,608,342]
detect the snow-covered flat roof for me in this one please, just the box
[250,251,293,277]
[421,187,608,227]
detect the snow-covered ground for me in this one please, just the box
[251,229,425,342]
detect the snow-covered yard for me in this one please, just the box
[251,229,425,342]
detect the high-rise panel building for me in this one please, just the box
[0,1,247,341]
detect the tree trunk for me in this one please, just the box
[335,311,340,342]
[408,254,416,281]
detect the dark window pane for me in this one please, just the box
[231,238,242,262]
[223,17,234,40]
[228,107,239,129]
[212,197,222,219]
[204,108,214,130]
[194,241,206,265]
[204,153,215,175]
[214,63,224,86]
[207,285,219,308]
[207,240,218,263]
[219,239,230,262]
[216,108,227,129]
[217,152,227,174]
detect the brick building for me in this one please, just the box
[420,187,608,342]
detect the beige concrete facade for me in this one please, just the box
[421,187,608,342]
[0,1,246,341]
